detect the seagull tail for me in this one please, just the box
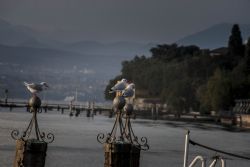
[109,90,115,94]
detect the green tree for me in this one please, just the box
[205,69,233,112]
[246,37,250,57]
[245,37,250,71]
[197,84,212,114]
[228,24,244,57]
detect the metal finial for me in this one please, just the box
[29,96,41,111]
[11,95,54,143]
[124,103,133,115]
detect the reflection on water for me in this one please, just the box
[0,109,249,167]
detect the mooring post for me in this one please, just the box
[11,95,54,167]
[183,130,190,167]
[4,89,8,104]
[97,87,149,167]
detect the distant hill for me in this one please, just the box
[0,18,47,48]
[0,43,135,79]
[0,44,123,101]
[0,18,155,75]
[0,18,71,49]
[0,44,86,67]
[0,18,156,101]
[177,23,250,49]
[65,40,153,57]
[0,18,153,56]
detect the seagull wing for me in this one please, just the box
[111,81,126,91]
[32,84,43,91]
[122,87,134,97]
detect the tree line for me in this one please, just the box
[105,24,250,115]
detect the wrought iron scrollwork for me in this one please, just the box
[97,95,149,151]
[97,133,105,144]
[97,133,115,144]
[124,116,149,150]
[11,129,54,143]
[11,129,21,140]
[11,96,54,143]
[133,136,149,150]
[40,132,55,143]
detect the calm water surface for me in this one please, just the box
[0,109,249,167]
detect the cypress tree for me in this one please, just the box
[228,24,244,57]
[245,37,250,72]
[246,37,250,58]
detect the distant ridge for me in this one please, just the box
[65,40,153,57]
[0,18,42,47]
[176,23,250,49]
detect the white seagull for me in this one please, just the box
[122,83,135,97]
[110,78,128,93]
[24,82,49,94]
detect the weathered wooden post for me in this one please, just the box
[97,94,149,167]
[4,88,8,104]
[92,101,96,116]
[11,95,54,167]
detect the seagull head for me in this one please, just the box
[40,82,49,88]
[121,78,127,83]
[128,83,135,89]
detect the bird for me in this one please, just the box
[122,83,135,97]
[109,78,128,93]
[24,82,49,95]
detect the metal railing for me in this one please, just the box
[184,130,226,167]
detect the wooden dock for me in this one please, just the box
[0,100,112,113]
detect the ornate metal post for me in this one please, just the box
[97,95,149,167]
[11,95,54,167]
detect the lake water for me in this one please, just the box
[0,109,249,167]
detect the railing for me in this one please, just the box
[184,130,226,167]
[184,130,250,167]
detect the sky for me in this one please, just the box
[0,0,250,43]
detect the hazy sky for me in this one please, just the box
[0,0,249,43]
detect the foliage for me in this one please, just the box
[202,69,233,111]
[105,24,250,114]
[228,24,244,56]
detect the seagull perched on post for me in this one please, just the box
[24,82,49,95]
[109,78,128,93]
[122,83,135,98]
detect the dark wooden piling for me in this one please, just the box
[13,139,47,167]
[104,143,140,167]
[86,109,91,117]
[23,139,47,167]
[130,145,140,167]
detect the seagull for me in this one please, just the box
[24,82,49,94]
[122,83,135,97]
[109,78,128,93]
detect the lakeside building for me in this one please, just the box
[232,99,250,128]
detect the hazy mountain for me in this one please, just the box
[0,18,153,101]
[0,43,132,79]
[177,23,250,49]
[65,40,153,57]
[0,18,151,75]
[0,44,123,101]
[0,18,67,49]
[0,18,42,47]
[0,18,157,101]
[0,18,153,56]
